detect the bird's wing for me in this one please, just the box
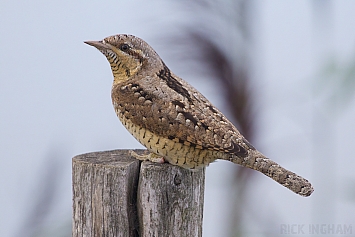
[113,65,253,157]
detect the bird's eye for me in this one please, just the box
[120,44,130,51]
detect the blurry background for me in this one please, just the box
[1,0,355,236]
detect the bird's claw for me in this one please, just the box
[129,150,166,163]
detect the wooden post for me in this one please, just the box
[72,149,205,237]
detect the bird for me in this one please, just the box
[85,34,313,197]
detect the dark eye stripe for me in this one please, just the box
[117,43,144,64]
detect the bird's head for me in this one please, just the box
[85,34,160,85]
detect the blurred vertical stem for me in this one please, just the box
[170,0,255,236]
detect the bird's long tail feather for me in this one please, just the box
[228,151,313,197]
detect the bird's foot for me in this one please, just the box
[129,150,165,163]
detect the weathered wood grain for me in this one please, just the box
[72,149,142,237]
[72,149,205,237]
[138,161,205,237]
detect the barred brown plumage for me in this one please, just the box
[85,34,314,197]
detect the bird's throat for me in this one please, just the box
[108,59,141,85]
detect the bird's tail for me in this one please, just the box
[227,150,314,197]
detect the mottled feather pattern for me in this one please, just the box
[85,34,314,197]
[112,65,250,157]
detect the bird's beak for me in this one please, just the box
[84,40,110,50]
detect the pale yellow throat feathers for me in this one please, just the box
[106,47,143,85]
